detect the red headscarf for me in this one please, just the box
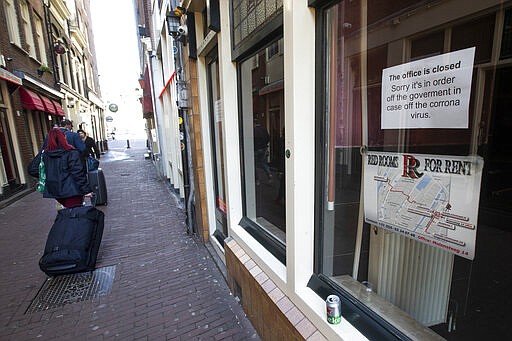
[46,128,75,151]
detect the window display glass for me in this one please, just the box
[317,1,512,339]
[240,39,286,247]
[207,51,229,241]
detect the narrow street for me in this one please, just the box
[0,139,259,340]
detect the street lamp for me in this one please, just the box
[166,13,180,36]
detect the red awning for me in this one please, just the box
[38,94,57,114]
[19,88,45,111]
[51,100,65,116]
[143,94,153,114]
[19,88,64,116]
[142,65,154,115]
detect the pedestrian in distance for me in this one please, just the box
[42,119,86,152]
[36,128,93,208]
[77,129,100,159]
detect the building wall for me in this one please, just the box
[208,0,329,338]
[0,0,104,205]
[179,1,334,339]
[0,0,49,78]
[183,54,209,242]
[138,0,512,339]
[188,0,487,339]
[225,237,326,340]
[0,0,58,201]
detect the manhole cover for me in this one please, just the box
[26,265,116,313]
[120,173,131,176]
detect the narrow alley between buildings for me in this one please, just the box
[0,139,259,340]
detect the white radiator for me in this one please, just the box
[373,231,453,326]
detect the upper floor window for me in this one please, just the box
[34,14,48,65]
[76,56,85,95]
[70,51,78,91]
[4,0,21,47]
[85,61,94,92]
[20,1,35,58]
[62,39,72,86]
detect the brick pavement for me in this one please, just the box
[0,139,260,340]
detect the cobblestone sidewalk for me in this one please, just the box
[0,139,259,340]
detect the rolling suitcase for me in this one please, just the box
[39,206,105,276]
[88,168,108,206]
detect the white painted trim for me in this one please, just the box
[295,286,368,341]
[230,224,287,284]
[218,0,243,234]
[283,0,317,293]
[214,1,368,339]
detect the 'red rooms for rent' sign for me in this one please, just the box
[381,47,475,129]
[363,151,483,260]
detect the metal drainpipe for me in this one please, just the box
[175,38,196,235]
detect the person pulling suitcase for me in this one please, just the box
[29,128,93,207]
[28,128,104,276]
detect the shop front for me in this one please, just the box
[0,71,23,202]
[309,0,512,339]
[207,0,512,340]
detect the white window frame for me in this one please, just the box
[20,1,35,58]
[4,0,21,47]
[34,14,48,65]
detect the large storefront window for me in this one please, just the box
[239,38,286,261]
[207,49,229,244]
[315,0,512,339]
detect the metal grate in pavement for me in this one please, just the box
[25,265,116,313]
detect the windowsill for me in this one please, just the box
[295,285,368,341]
[10,41,29,55]
[238,216,286,264]
[29,55,46,66]
[331,275,443,341]
[231,222,286,284]
[255,216,285,244]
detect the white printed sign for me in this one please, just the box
[214,99,223,123]
[381,47,475,129]
[364,151,483,260]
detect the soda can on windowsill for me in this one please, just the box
[326,294,341,324]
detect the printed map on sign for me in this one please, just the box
[376,169,470,242]
[364,152,483,260]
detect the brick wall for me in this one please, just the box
[1,0,58,169]
[1,0,53,82]
[225,238,327,341]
